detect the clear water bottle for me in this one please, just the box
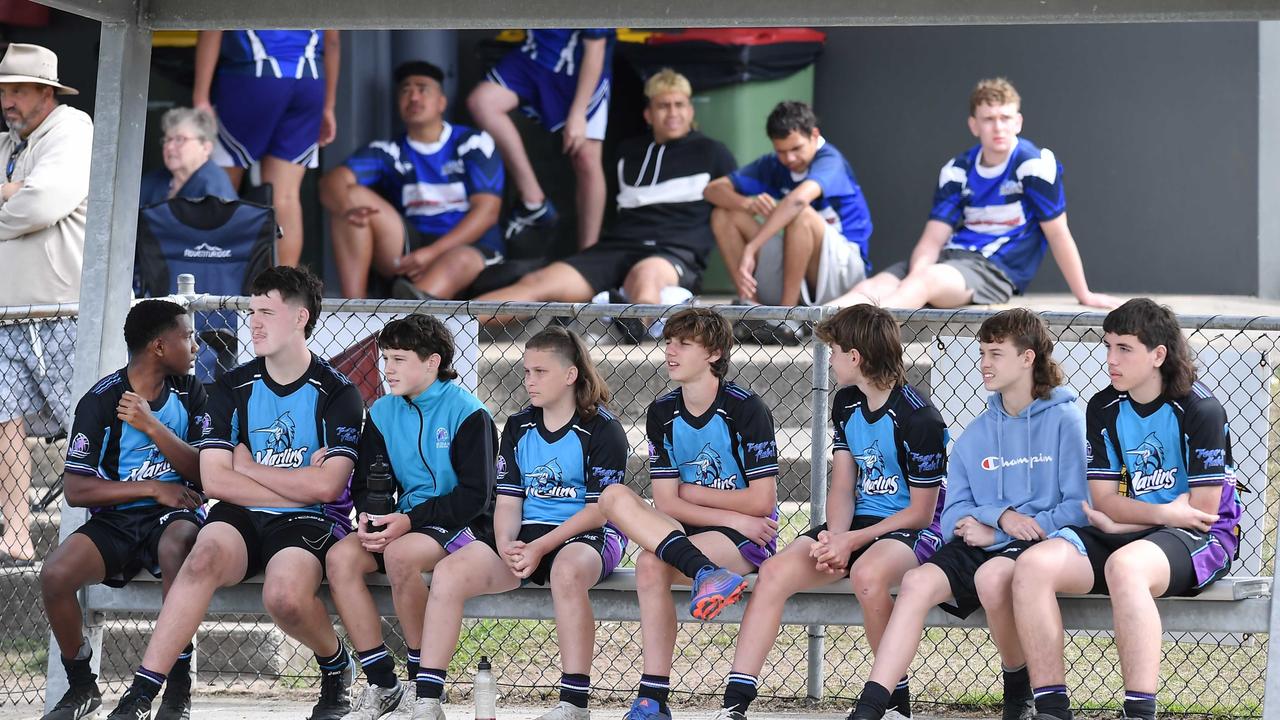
[364,454,395,533]
[474,656,496,720]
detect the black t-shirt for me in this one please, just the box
[604,130,738,263]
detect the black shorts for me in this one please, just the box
[562,241,703,295]
[369,523,486,574]
[801,515,943,577]
[1053,525,1229,597]
[205,503,342,581]
[680,522,775,569]
[515,523,626,586]
[74,505,202,588]
[926,537,1036,618]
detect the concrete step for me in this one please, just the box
[98,618,312,678]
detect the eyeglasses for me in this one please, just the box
[161,135,204,148]
[5,139,25,181]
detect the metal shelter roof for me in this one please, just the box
[36,0,1280,27]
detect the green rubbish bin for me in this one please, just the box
[691,66,815,294]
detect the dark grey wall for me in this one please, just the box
[814,23,1259,295]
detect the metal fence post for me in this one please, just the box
[43,17,152,714]
[807,335,831,700]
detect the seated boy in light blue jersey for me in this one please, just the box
[325,314,498,720]
[1012,298,1242,720]
[321,61,504,300]
[839,78,1117,311]
[595,307,781,720]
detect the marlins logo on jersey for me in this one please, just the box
[125,445,175,483]
[1125,432,1178,496]
[855,441,900,496]
[526,459,578,499]
[680,443,739,490]
[253,412,307,468]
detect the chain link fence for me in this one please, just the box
[1,298,1276,717]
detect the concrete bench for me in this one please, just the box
[85,569,1274,635]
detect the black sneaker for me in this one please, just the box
[504,200,559,241]
[389,277,439,302]
[734,318,803,346]
[614,316,648,345]
[41,680,102,720]
[847,705,885,720]
[308,664,354,720]
[106,688,153,720]
[154,674,191,720]
[1002,694,1035,720]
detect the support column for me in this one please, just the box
[44,17,152,713]
[806,329,831,699]
[1259,22,1280,299]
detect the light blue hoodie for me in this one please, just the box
[940,386,1089,551]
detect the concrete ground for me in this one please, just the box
[0,698,968,720]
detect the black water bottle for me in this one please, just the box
[364,454,394,533]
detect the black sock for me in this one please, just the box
[1123,691,1156,720]
[852,681,891,720]
[316,645,351,676]
[357,645,397,689]
[61,645,95,688]
[417,668,446,699]
[655,532,716,579]
[723,673,757,713]
[1033,686,1072,720]
[129,666,166,702]
[168,644,193,686]
[406,648,420,686]
[560,673,590,709]
[1003,665,1031,701]
[638,674,671,715]
[890,676,911,716]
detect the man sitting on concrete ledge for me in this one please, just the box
[835,77,1117,311]
[472,69,736,343]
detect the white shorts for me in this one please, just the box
[754,223,866,306]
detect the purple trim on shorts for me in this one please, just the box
[598,527,627,580]
[1191,534,1231,588]
[739,536,777,569]
[446,527,477,554]
[912,528,944,565]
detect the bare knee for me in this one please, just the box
[974,562,1015,608]
[325,538,364,583]
[549,557,596,592]
[262,584,310,626]
[156,524,199,576]
[382,546,427,587]
[183,538,231,579]
[850,561,893,601]
[1104,550,1154,596]
[40,557,82,597]
[896,565,941,607]
[635,550,671,588]
[597,483,638,517]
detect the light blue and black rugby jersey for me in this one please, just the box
[1086,381,1242,557]
[518,29,615,79]
[495,405,627,526]
[194,354,363,528]
[219,30,325,79]
[352,379,497,532]
[931,137,1066,293]
[343,122,505,250]
[64,368,207,512]
[831,383,948,534]
[729,138,874,266]
[646,382,778,503]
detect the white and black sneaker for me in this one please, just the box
[504,200,559,242]
[341,682,406,720]
[105,689,153,720]
[308,663,355,720]
[153,673,190,720]
[41,680,102,720]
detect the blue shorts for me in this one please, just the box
[211,73,325,168]
[486,51,609,140]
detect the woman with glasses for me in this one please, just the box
[139,107,238,207]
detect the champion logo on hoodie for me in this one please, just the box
[980,453,1054,471]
